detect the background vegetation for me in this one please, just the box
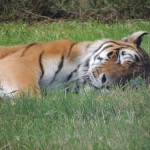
[0,0,150,23]
[0,21,150,149]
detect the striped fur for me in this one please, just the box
[0,31,149,98]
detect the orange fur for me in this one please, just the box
[0,40,89,97]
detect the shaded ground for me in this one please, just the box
[0,0,150,23]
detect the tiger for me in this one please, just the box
[0,31,149,98]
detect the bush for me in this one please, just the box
[0,0,150,23]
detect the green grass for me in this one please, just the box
[0,21,150,150]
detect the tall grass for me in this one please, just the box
[0,21,150,149]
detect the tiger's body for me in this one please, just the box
[0,31,149,98]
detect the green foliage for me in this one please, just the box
[0,21,150,149]
[0,0,150,22]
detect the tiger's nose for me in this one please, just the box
[98,74,107,87]
[101,74,107,85]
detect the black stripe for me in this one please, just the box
[107,51,113,58]
[107,41,135,49]
[39,51,44,79]
[10,90,18,94]
[94,40,135,54]
[84,58,90,68]
[93,40,136,61]
[65,65,80,82]
[94,44,114,60]
[94,41,110,53]
[93,40,121,53]
[114,48,122,51]
[101,45,114,51]
[49,55,64,84]
[66,72,74,82]
[128,53,134,59]
[21,43,36,57]
[67,42,77,57]
[109,41,142,56]
[117,53,121,63]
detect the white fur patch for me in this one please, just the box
[39,58,60,87]
[39,58,79,88]
[50,59,79,88]
[118,48,141,64]
[0,81,18,97]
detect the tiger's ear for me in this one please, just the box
[121,31,148,47]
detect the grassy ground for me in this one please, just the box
[0,21,150,150]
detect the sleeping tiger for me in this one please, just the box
[0,31,149,98]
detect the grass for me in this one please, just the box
[0,21,150,150]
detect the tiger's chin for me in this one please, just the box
[75,80,111,94]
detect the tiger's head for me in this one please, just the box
[86,31,150,89]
